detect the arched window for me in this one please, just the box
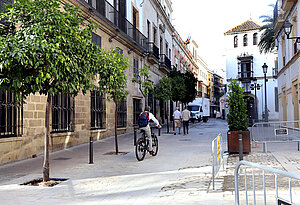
[253,33,258,45]
[243,34,248,46]
[234,35,238,48]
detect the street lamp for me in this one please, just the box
[262,63,268,122]
[283,21,300,43]
[250,78,261,122]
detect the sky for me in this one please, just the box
[172,0,276,77]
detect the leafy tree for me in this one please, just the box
[154,76,172,132]
[168,69,197,106]
[182,71,197,105]
[132,66,153,106]
[96,48,129,154]
[258,5,275,54]
[0,0,101,181]
[226,78,248,131]
[168,70,186,103]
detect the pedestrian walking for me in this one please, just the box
[173,107,182,135]
[182,107,191,135]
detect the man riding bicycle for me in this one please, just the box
[138,106,161,155]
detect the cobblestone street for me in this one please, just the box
[0,119,300,204]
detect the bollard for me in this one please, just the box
[263,142,267,153]
[238,134,243,161]
[298,141,299,151]
[89,136,93,164]
[134,127,137,146]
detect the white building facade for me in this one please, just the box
[224,20,279,124]
[273,0,300,122]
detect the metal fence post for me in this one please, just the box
[263,142,267,153]
[134,127,137,146]
[89,136,93,164]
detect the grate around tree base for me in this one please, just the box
[20,178,68,187]
[103,151,129,155]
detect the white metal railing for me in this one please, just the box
[211,133,224,190]
[235,160,300,205]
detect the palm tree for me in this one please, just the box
[258,5,276,54]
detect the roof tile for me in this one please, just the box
[224,19,260,35]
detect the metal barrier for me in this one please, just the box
[235,160,300,205]
[211,133,224,190]
[251,120,300,152]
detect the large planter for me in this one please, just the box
[227,130,251,154]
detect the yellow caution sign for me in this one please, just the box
[217,135,221,162]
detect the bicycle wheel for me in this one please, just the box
[135,138,146,161]
[151,135,158,156]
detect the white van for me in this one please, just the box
[187,98,210,122]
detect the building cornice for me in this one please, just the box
[151,0,175,33]
[278,50,300,77]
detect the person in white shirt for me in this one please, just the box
[172,107,182,135]
[182,107,191,135]
[139,106,161,154]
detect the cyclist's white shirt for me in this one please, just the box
[142,111,159,126]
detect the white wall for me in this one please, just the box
[276,1,300,121]
[225,29,279,121]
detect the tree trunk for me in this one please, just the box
[114,99,119,155]
[43,94,52,182]
[166,100,169,133]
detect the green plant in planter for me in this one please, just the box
[226,78,248,131]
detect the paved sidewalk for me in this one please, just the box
[1,119,300,204]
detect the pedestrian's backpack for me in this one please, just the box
[138,112,149,128]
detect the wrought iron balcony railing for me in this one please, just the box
[147,42,159,59]
[238,71,253,81]
[159,54,171,70]
[82,0,147,51]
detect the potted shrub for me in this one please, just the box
[226,78,251,153]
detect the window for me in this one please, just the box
[52,93,74,133]
[117,99,127,128]
[133,99,142,125]
[91,91,106,129]
[147,20,151,40]
[165,42,168,56]
[160,37,163,54]
[133,58,139,78]
[238,55,253,80]
[253,33,258,45]
[153,26,157,44]
[0,89,23,138]
[92,32,101,47]
[169,48,171,59]
[234,35,238,48]
[243,34,248,46]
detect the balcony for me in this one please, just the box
[159,54,171,73]
[281,0,295,12]
[273,1,284,32]
[82,0,148,51]
[238,71,254,82]
[147,42,159,64]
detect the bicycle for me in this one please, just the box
[135,128,158,161]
